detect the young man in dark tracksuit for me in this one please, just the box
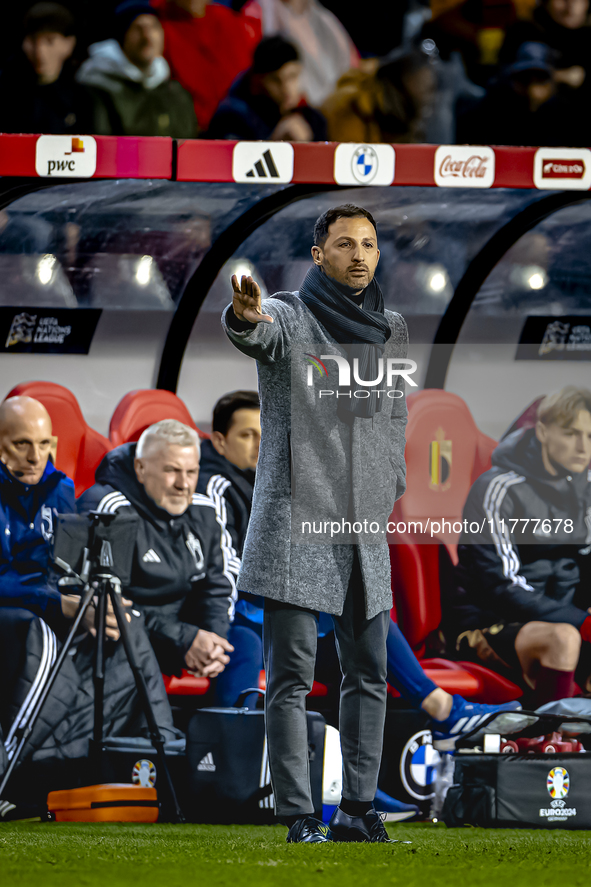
[197,390,261,606]
[79,420,260,701]
[447,387,591,706]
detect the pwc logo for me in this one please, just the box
[534,148,591,190]
[434,145,495,188]
[35,135,97,178]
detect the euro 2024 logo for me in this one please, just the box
[547,767,569,800]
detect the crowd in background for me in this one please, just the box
[1,0,590,147]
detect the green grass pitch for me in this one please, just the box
[1,822,591,887]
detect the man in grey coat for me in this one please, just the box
[222,204,408,844]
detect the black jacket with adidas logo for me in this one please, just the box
[77,443,239,675]
[446,429,591,636]
[196,439,254,557]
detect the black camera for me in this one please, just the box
[53,510,139,586]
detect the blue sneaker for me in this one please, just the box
[374,788,419,822]
[431,695,522,751]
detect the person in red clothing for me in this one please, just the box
[151,0,261,129]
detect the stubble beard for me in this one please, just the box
[321,259,373,292]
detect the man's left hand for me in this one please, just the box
[185,629,234,674]
[60,593,132,640]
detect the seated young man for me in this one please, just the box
[79,419,262,704]
[207,36,326,142]
[0,397,173,815]
[0,3,91,135]
[197,390,520,752]
[447,386,591,706]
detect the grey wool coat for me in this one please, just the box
[222,291,408,620]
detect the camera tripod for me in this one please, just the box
[0,512,184,823]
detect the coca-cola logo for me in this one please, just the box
[438,154,489,179]
[434,146,495,188]
[542,160,585,179]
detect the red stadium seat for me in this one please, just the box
[163,669,328,701]
[502,395,544,439]
[162,671,210,696]
[109,389,208,445]
[258,670,328,698]
[389,390,522,704]
[6,381,112,497]
[396,389,497,547]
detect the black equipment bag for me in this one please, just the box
[442,709,591,829]
[443,752,591,829]
[186,699,326,823]
[89,737,187,793]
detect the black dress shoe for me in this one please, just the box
[286,816,332,843]
[329,806,398,843]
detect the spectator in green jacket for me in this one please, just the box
[76,0,198,138]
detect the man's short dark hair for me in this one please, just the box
[252,36,299,75]
[313,205,378,247]
[24,3,75,38]
[213,390,260,436]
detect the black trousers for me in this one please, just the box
[263,549,389,818]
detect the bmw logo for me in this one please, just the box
[351,145,379,184]
[399,730,441,801]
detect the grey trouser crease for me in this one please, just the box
[263,548,389,818]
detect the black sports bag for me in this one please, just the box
[185,693,326,823]
[442,709,591,829]
[443,753,591,829]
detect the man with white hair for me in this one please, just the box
[78,420,259,694]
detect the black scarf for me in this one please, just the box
[298,264,391,420]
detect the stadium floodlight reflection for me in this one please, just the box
[136,255,153,286]
[36,254,56,285]
[509,264,548,291]
[527,269,547,290]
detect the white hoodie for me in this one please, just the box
[76,39,170,92]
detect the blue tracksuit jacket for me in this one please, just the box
[0,459,76,627]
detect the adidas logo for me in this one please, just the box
[232,142,294,185]
[259,738,274,809]
[245,149,280,179]
[0,800,16,819]
[197,752,216,772]
[142,549,161,563]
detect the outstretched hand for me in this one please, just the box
[231,274,273,325]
